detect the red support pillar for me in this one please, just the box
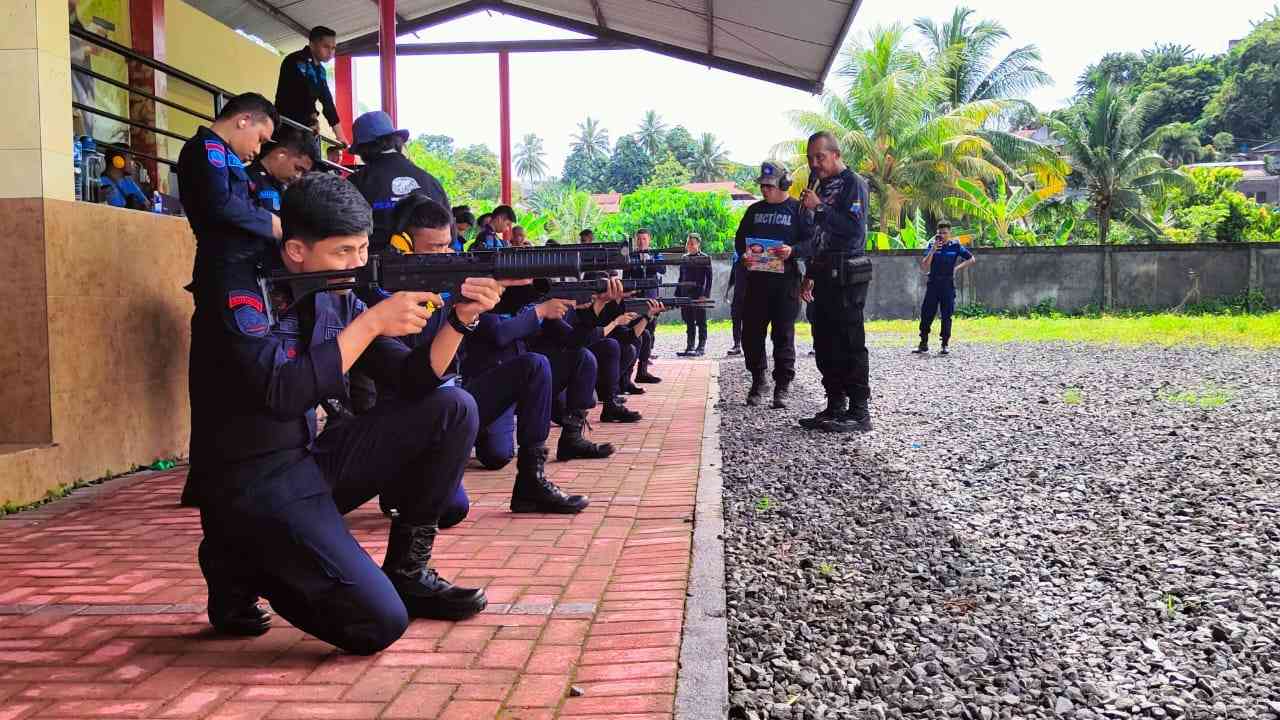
[498,50,512,205]
[128,0,165,190]
[335,54,354,163]
[378,0,397,123]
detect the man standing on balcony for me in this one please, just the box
[275,26,348,147]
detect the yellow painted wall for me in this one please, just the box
[160,0,283,169]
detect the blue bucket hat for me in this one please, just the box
[352,111,409,150]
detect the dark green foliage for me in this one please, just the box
[606,135,655,194]
[1203,17,1280,141]
[561,146,611,193]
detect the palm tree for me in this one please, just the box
[914,6,1050,109]
[514,133,548,186]
[636,110,668,159]
[571,117,610,162]
[1047,80,1192,244]
[778,25,1004,232]
[529,183,605,244]
[945,174,1045,246]
[690,133,728,182]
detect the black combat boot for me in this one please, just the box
[620,381,646,395]
[912,338,929,354]
[799,396,848,430]
[601,399,642,423]
[746,372,770,407]
[939,341,950,356]
[677,329,696,357]
[557,410,616,461]
[382,522,487,621]
[822,400,873,434]
[771,382,791,409]
[694,336,707,357]
[726,344,742,356]
[634,364,662,384]
[208,586,271,636]
[511,446,590,514]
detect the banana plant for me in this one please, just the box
[945,173,1046,246]
[867,209,929,251]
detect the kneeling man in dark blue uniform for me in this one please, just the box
[189,173,504,654]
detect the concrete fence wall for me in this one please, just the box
[699,243,1280,321]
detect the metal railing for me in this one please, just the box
[69,25,347,173]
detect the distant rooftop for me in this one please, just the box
[591,182,757,214]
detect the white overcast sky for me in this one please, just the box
[349,1,1275,173]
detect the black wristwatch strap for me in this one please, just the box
[448,307,478,335]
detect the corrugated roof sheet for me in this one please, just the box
[181,0,862,92]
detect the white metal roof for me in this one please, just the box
[183,0,863,93]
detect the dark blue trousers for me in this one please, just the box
[920,280,956,345]
[443,354,554,527]
[198,388,478,655]
[588,338,622,401]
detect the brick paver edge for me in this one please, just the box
[674,361,730,720]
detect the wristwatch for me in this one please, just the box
[448,307,479,335]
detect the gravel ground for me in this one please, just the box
[660,329,1280,720]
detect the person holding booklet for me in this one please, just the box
[733,161,813,407]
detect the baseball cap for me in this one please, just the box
[756,161,786,186]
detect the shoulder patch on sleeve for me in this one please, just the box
[204,140,226,169]
[228,292,265,313]
[233,305,270,336]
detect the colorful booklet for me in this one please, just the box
[744,238,786,273]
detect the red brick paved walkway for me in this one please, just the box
[0,361,711,720]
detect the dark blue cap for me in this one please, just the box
[352,111,409,149]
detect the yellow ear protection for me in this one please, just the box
[389,231,413,255]
[111,154,126,170]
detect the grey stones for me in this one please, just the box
[701,335,1280,720]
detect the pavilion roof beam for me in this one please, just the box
[346,38,628,56]
[589,0,607,29]
[243,0,310,39]
[337,0,491,54]
[705,0,713,56]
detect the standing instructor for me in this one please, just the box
[797,132,873,433]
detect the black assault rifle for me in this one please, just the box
[621,296,716,314]
[541,278,696,302]
[258,243,711,325]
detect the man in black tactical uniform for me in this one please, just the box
[190,173,499,653]
[676,233,713,357]
[622,228,665,384]
[797,132,874,433]
[274,25,347,146]
[246,126,317,213]
[733,161,812,407]
[348,111,454,253]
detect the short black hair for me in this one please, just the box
[400,194,453,232]
[477,213,493,226]
[453,205,476,227]
[216,92,279,127]
[266,125,319,163]
[309,26,336,42]
[491,205,517,223]
[281,173,372,244]
[579,229,594,239]
[635,227,651,237]
[807,131,841,155]
[937,220,953,229]
[353,132,404,161]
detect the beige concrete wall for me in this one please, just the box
[0,0,75,201]
[0,200,193,505]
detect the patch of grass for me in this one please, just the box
[1159,386,1233,409]
[754,496,774,513]
[818,562,836,578]
[864,313,1280,348]
[0,457,184,518]
[665,313,1280,348]
[1062,388,1084,405]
